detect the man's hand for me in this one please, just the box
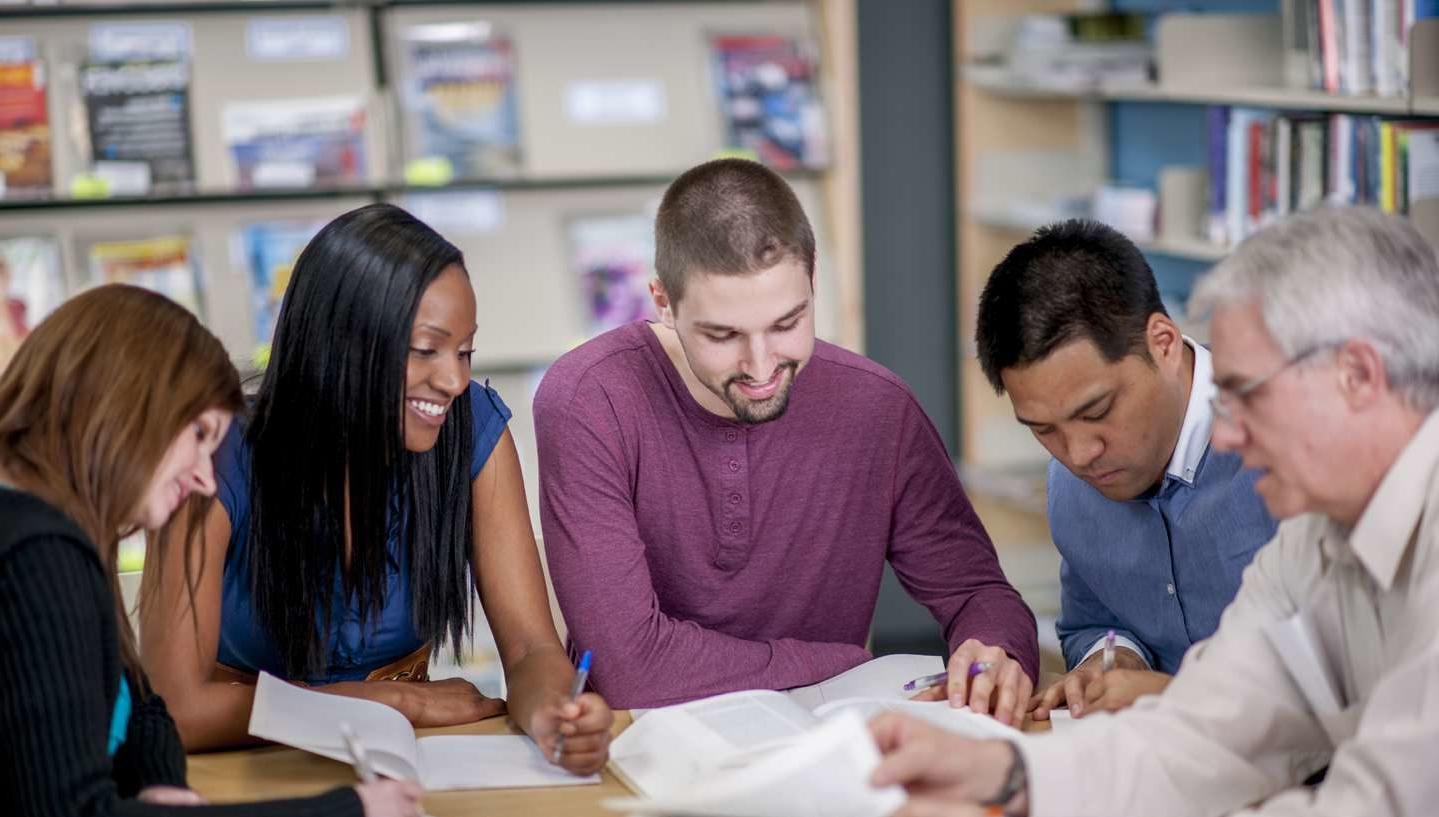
[1081,668,1171,714]
[1028,647,1159,719]
[869,713,1029,817]
[910,639,1032,727]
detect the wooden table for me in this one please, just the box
[188,710,1050,815]
[187,712,637,817]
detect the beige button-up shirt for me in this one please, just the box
[1023,410,1439,817]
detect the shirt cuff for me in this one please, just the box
[1080,633,1150,669]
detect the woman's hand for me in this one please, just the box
[355,779,424,817]
[325,678,506,728]
[137,785,207,806]
[526,691,614,775]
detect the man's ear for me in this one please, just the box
[1337,339,1387,411]
[650,279,676,329]
[1146,312,1185,369]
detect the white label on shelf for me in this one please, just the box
[92,161,151,197]
[563,79,667,126]
[400,190,505,235]
[246,17,350,63]
[252,161,317,189]
[0,36,36,64]
[89,22,192,62]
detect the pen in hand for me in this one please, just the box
[552,650,593,763]
[1101,628,1117,673]
[901,661,995,693]
[340,721,376,783]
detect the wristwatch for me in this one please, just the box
[980,740,1028,814]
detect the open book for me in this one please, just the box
[249,671,600,791]
[605,655,1019,816]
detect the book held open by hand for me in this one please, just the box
[248,671,600,791]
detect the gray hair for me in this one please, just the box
[1189,206,1439,411]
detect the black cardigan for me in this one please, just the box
[0,486,362,817]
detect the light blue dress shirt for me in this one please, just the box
[1047,342,1277,673]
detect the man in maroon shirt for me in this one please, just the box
[534,159,1038,722]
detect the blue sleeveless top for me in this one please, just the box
[214,380,511,684]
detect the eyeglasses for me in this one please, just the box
[1209,343,1338,426]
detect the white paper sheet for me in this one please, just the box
[604,711,905,817]
[417,735,599,791]
[785,654,944,710]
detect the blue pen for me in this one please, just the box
[552,650,592,762]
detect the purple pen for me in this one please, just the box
[901,661,995,693]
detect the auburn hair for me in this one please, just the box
[0,284,243,683]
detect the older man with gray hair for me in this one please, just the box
[862,206,1439,817]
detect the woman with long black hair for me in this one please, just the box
[142,203,612,774]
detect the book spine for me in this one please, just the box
[1207,106,1231,246]
[1226,110,1250,246]
[1319,0,1343,93]
[1343,0,1374,94]
[1277,117,1294,216]
[1381,121,1397,211]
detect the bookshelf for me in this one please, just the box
[962,64,1420,116]
[0,0,863,525]
[953,2,1439,492]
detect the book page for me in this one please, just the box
[416,735,600,791]
[812,697,1021,742]
[785,653,945,710]
[604,710,904,817]
[248,671,421,781]
[608,689,819,798]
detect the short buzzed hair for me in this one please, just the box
[975,219,1167,394]
[654,158,815,306]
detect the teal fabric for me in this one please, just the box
[107,676,130,756]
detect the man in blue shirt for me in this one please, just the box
[973,219,1276,720]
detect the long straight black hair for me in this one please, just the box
[246,203,474,678]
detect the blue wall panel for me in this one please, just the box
[1107,0,1275,299]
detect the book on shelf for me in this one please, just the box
[222,96,366,189]
[710,34,828,170]
[80,59,195,194]
[1206,104,1439,247]
[1289,0,1437,98]
[566,212,656,335]
[399,23,522,180]
[0,37,52,198]
[84,234,202,316]
[0,235,62,373]
[607,654,1017,817]
[235,220,321,357]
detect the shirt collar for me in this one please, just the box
[1164,337,1214,487]
[1342,409,1439,591]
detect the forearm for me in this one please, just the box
[503,641,575,735]
[113,689,187,793]
[943,584,1040,683]
[164,681,263,752]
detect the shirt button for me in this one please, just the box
[728,520,743,534]
[725,430,738,442]
[1166,583,1176,595]
[728,459,740,472]
[728,492,741,505]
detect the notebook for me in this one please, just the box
[248,671,600,791]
